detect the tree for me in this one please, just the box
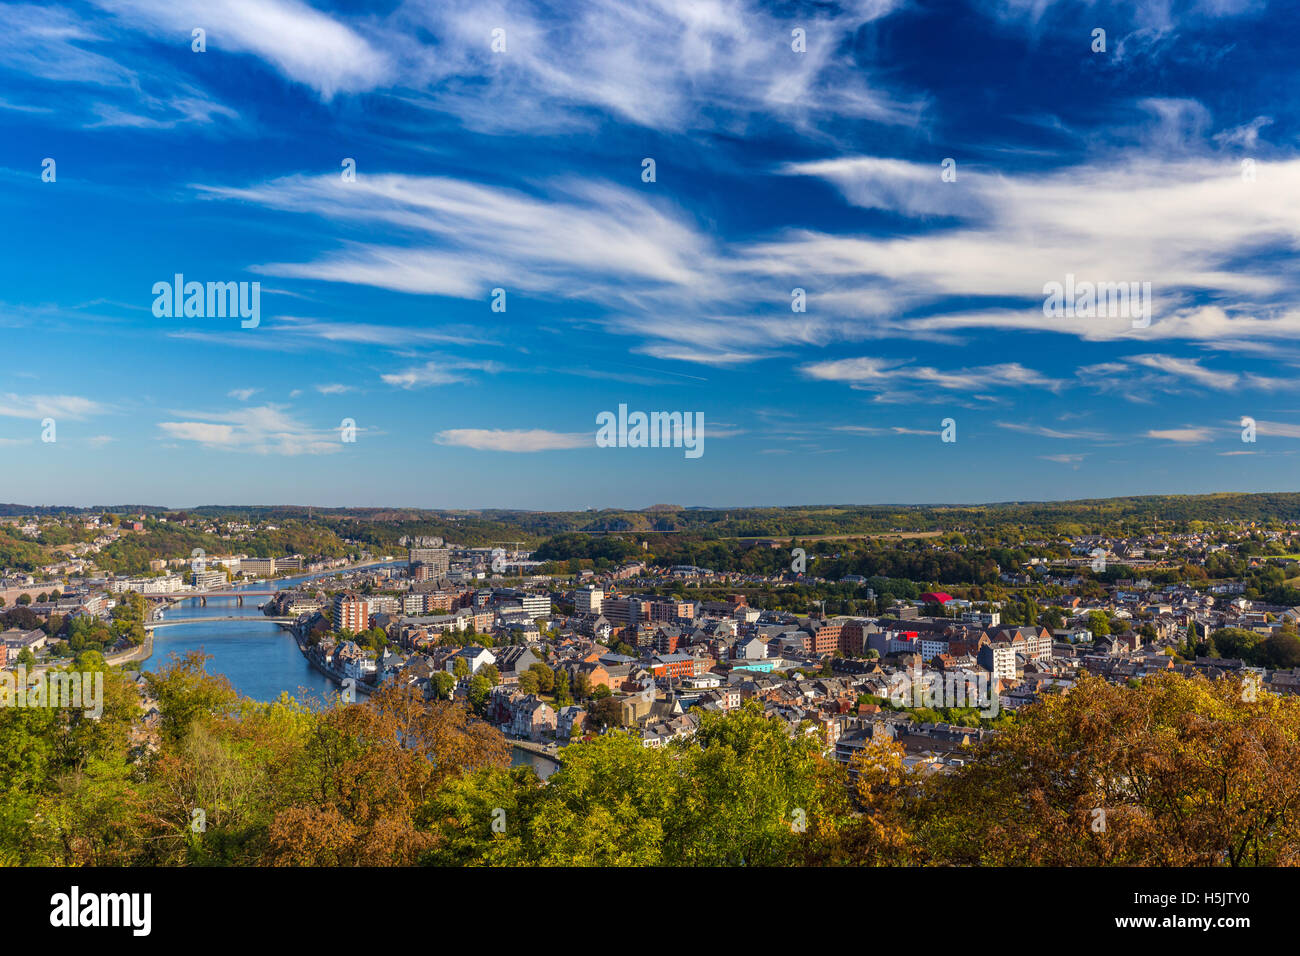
[553,671,572,708]
[835,737,920,865]
[467,674,493,716]
[425,701,849,867]
[917,672,1300,866]
[1085,610,1110,637]
[15,594,30,606]
[1037,607,1065,631]
[144,651,240,745]
[452,657,469,679]
[1263,630,1300,669]
[430,671,456,701]
[587,696,621,729]
[529,663,554,694]
[1212,627,1262,663]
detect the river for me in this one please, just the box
[144,561,559,778]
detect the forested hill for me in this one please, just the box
[168,492,1300,537]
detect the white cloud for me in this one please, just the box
[0,393,105,420]
[211,151,1300,371]
[92,0,390,99]
[1128,354,1239,390]
[157,404,342,454]
[205,173,721,301]
[392,0,918,133]
[382,359,503,389]
[1214,115,1273,149]
[435,428,590,451]
[802,357,1054,398]
[1146,427,1216,443]
[777,155,1300,349]
[1254,420,1300,439]
[997,421,1109,440]
[0,4,241,128]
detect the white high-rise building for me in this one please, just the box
[574,586,603,614]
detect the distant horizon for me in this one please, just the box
[5,487,1300,515]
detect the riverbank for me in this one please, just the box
[250,556,402,592]
[26,632,154,675]
[292,628,375,696]
[511,738,562,762]
[106,632,153,668]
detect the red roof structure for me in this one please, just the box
[921,591,954,604]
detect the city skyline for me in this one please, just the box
[2,0,1300,509]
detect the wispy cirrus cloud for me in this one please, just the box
[779,151,1300,349]
[435,428,590,452]
[157,404,343,455]
[89,0,390,99]
[391,0,920,133]
[382,359,504,389]
[1078,353,1295,403]
[203,173,721,299]
[0,393,105,420]
[802,357,1054,401]
[997,421,1110,440]
[1146,426,1217,443]
[1253,420,1300,439]
[202,148,1300,378]
[0,3,242,128]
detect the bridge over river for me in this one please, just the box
[162,590,281,607]
[146,616,296,630]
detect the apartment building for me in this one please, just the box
[978,639,1020,682]
[409,548,451,576]
[801,618,844,656]
[574,586,603,614]
[192,569,225,589]
[603,596,649,626]
[333,593,371,633]
[650,600,694,624]
[240,557,275,577]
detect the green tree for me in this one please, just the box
[554,671,572,708]
[467,674,493,716]
[430,671,456,701]
[1086,611,1110,637]
[529,663,554,694]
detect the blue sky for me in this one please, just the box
[1,0,1299,510]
